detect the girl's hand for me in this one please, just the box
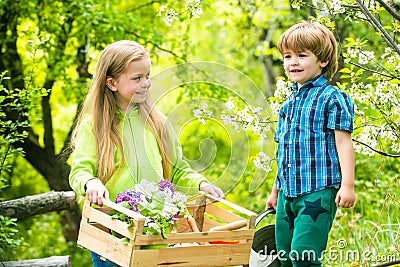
[200,182,225,199]
[85,178,109,206]
[335,185,355,208]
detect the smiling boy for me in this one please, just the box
[266,21,355,266]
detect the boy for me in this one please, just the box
[266,21,355,266]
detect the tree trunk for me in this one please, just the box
[0,191,76,219]
[0,1,84,243]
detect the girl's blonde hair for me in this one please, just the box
[72,40,171,183]
[277,21,338,81]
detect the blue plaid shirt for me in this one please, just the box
[274,76,354,197]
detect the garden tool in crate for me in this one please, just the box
[249,208,280,267]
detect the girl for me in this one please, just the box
[69,40,224,266]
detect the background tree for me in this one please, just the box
[0,0,198,245]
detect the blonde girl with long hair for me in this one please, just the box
[69,40,224,266]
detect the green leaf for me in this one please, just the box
[120,237,130,244]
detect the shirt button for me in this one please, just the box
[289,141,293,144]
[288,164,292,168]
[295,97,300,100]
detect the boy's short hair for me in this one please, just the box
[277,21,338,81]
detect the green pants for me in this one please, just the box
[275,188,338,267]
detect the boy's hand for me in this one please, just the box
[266,194,277,210]
[85,178,109,206]
[335,185,355,208]
[266,185,278,210]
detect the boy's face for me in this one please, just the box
[282,49,328,88]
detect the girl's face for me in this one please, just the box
[107,57,151,112]
[282,49,328,88]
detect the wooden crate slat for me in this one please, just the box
[84,204,137,238]
[202,216,220,231]
[175,217,191,233]
[130,250,159,267]
[155,243,252,267]
[206,194,257,217]
[248,212,257,230]
[77,221,132,267]
[134,229,254,245]
[205,203,245,223]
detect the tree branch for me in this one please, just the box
[349,61,396,79]
[127,30,186,61]
[353,139,400,157]
[375,0,400,21]
[356,0,400,56]
[128,1,159,13]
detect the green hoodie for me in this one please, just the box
[69,108,207,201]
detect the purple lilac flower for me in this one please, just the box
[158,180,175,194]
[115,189,143,210]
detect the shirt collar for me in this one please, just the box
[291,75,328,92]
[116,106,139,119]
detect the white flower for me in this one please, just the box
[171,192,188,207]
[358,51,374,65]
[221,114,232,125]
[252,107,263,115]
[253,152,273,173]
[232,121,240,131]
[191,7,203,18]
[136,180,158,195]
[386,56,395,64]
[291,3,301,10]
[391,142,400,153]
[347,48,358,59]
[330,0,345,14]
[185,0,201,10]
[355,126,377,156]
[193,109,206,125]
[193,102,212,125]
[161,206,180,219]
[269,101,281,117]
[274,78,292,101]
[225,99,235,111]
[193,109,202,117]
[158,5,166,16]
[163,8,179,27]
[145,221,161,233]
[384,47,392,54]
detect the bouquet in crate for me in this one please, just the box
[77,180,257,267]
[110,179,188,240]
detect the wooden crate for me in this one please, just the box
[77,194,257,267]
